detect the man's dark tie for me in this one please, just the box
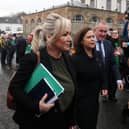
[98,41,105,63]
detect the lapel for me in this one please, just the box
[103,40,107,57]
[62,52,77,86]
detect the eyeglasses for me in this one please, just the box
[99,30,107,33]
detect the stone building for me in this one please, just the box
[22,2,125,36]
[81,0,127,13]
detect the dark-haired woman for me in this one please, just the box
[72,28,108,129]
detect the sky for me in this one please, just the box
[0,0,71,17]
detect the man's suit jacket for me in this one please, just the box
[97,39,121,85]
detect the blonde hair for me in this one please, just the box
[31,13,71,53]
[43,13,71,44]
[31,25,43,53]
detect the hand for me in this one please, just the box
[117,82,124,90]
[118,47,123,55]
[39,93,55,113]
[69,125,80,129]
[101,89,108,96]
[122,42,128,48]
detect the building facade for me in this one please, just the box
[80,0,127,13]
[23,3,125,36]
[0,17,23,34]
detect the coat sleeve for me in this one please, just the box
[9,53,40,114]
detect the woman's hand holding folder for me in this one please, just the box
[39,93,55,112]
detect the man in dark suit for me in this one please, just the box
[94,21,123,102]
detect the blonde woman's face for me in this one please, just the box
[54,27,72,52]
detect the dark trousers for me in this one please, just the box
[7,48,15,67]
[123,68,129,89]
[1,48,7,65]
[108,76,117,99]
[14,109,70,129]
[76,101,99,129]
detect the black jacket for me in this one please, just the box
[9,47,77,129]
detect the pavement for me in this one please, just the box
[0,63,129,129]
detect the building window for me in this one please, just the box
[25,20,28,24]
[117,20,124,25]
[17,27,22,31]
[6,26,11,31]
[117,0,121,12]
[106,0,111,10]
[72,15,84,22]
[90,0,95,8]
[37,18,42,24]
[31,19,35,24]
[90,16,100,23]
[106,17,113,23]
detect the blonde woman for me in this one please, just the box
[9,13,77,129]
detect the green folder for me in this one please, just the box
[24,63,64,100]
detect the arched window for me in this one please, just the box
[31,19,35,24]
[25,20,28,24]
[90,16,100,23]
[17,27,22,31]
[106,0,111,10]
[6,26,11,31]
[106,17,113,23]
[31,19,35,30]
[37,18,42,24]
[72,15,84,22]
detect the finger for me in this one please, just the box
[41,93,48,102]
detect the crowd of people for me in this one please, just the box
[0,33,28,69]
[1,13,129,129]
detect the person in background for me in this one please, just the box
[106,28,113,41]
[110,29,124,75]
[25,34,33,54]
[0,34,7,67]
[72,27,108,129]
[121,23,129,90]
[9,13,77,129]
[108,29,124,100]
[122,20,128,39]
[15,33,27,65]
[6,33,16,69]
[94,21,123,102]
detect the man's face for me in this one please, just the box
[95,23,108,41]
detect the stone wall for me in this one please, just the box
[23,5,124,35]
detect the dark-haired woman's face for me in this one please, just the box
[82,30,95,49]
